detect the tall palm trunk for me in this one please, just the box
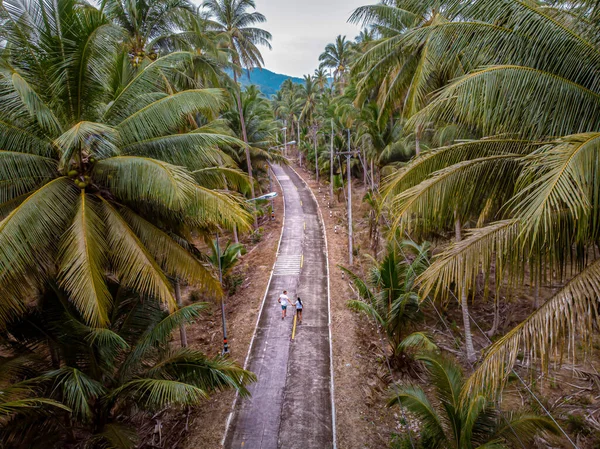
[370,159,375,190]
[174,280,188,347]
[455,213,476,362]
[330,119,334,200]
[415,124,422,156]
[233,70,258,229]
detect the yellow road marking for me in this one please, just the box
[301,254,304,268]
[291,314,297,340]
[300,200,303,206]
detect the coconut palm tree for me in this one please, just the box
[101,0,196,66]
[313,68,330,92]
[0,0,251,327]
[389,354,558,449]
[0,285,255,448]
[224,85,280,172]
[380,0,600,392]
[350,0,461,146]
[319,35,353,87]
[202,0,272,224]
[341,241,433,365]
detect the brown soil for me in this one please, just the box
[179,179,285,449]
[292,163,398,449]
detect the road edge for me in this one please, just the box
[288,164,337,449]
[221,164,287,447]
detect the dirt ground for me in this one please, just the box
[180,179,285,449]
[292,163,399,449]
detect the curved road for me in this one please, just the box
[224,164,334,449]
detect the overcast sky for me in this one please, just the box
[251,0,366,78]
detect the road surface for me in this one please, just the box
[224,164,334,449]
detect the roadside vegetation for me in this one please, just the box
[273,1,600,447]
[3,0,600,447]
[0,0,278,446]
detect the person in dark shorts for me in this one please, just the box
[294,297,303,324]
[278,290,290,319]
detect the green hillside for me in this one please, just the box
[237,68,304,96]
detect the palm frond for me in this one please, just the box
[144,348,256,397]
[45,366,105,421]
[55,122,119,168]
[417,220,522,303]
[118,207,221,296]
[0,178,78,324]
[58,192,111,327]
[102,200,176,311]
[111,378,208,409]
[382,139,536,204]
[464,257,600,400]
[387,384,447,445]
[388,155,522,233]
[117,89,227,145]
[397,331,438,354]
[94,156,197,210]
[408,65,600,140]
[120,304,208,377]
[185,185,252,232]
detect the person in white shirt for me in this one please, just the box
[278,290,290,319]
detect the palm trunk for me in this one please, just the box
[370,159,375,190]
[314,128,319,183]
[415,124,422,156]
[175,280,188,347]
[233,71,258,229]
[330,120,334,200]
[455,213,476,363]
[488,295,500,337]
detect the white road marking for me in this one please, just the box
[273,254,302,276]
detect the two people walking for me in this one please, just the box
[278,290,303,323]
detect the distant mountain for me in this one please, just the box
[235,68,304,97]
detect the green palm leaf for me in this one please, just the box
[0,120,52,156]
[144,348,256,397]
[120,303,208,377]
[118,207,221,295]
[103,51,195,123]
[57,192,111,327]
[111,378,208,409]
[89,423,138,449]
[387,384,447,447]
[0,151,58,203]
[102,200,176,311]
[116,89,226,145]
[409,65,600,140]
[121,132,241,169]
[94,156,197,210]
[45,366,106,421]
[185,185,252,231]
[389,155,522,232]
[510,132,600,243]
[0,178,78,324]
[54,122,119,168]
[383,139,537,202]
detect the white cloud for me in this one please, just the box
[253,0,365,77]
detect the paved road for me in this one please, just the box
[224,165,334,449]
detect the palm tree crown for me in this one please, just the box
[0,0,251,328]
